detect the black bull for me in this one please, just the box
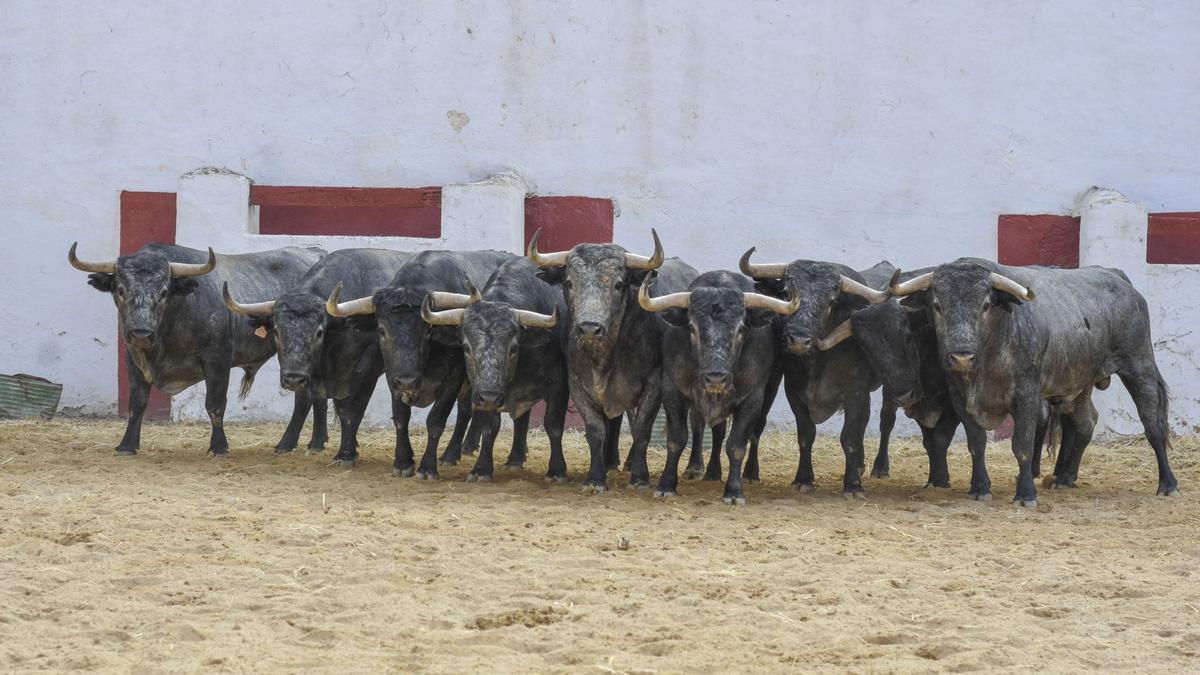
[889,257,1179,506]
[69,242,325,456]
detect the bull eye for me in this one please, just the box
[562,279,573,291]
[158,288,168,300]
[315,326,324,339]
[932,298,942,314]
[116,286,126,300]
[613,280,625,291]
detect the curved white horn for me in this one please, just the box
[515,306,559,329]
[743,290,800,315]
[325,282,376,317]
[637,275,690,312]
[989,272,1035,302]
[420,296,465,326]
[816,319,854,351]
[739,247,788,279]
[168,247,216,277]
[430,291,475,310]
[526,228,571,268]
[222,282,275,316]
[624,228,665,270]
[840,276,890,304]
[67,242,116,273]
[889,270,933,296]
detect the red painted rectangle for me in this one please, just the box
[251,186,442,238]
[997,214,1080,268]
[1147,212,1200,264]
[118,191,176,420]
[524,196,614,251]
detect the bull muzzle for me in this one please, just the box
[473,390,506,412]
[281,371,310,392]
[702,370,731,394]
[124,328,157,348]
[786,333,814,355]
[946,352,976,374]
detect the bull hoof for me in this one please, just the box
[1157,487,1181,497]
[414,470,439,481]
[968,492,992,501]
[466,472,492,483]
[331,458,356,468]
[274,445,296,455]
[682,468,705,480]
[210,451,230,459]
[871,470,890,479]
[306,441,326,451]
[581,483,607,495]
[722,494,747,506]
[793,482,816,493]
[305,447,325,456]
[1013,497,1038,508]
[438,457,459,468]
[504,462,525,470]
[653,488,677,499]
[629,478,651,490]
[545,474,570,484]
[702,472,722,482]
[393,466,416,478]
[842,490,867,500]
[115,448,137,456]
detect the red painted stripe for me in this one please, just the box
[118,191,176,420]
[997,214,1080,268]
[251,186,442,238]
[524,196,614,251]
[1147,212,1200,264]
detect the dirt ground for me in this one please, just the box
[1,419,1198,673]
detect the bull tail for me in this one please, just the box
[1157,373,1174,451]
[1044,412,1061,463]
[239,367,257,401]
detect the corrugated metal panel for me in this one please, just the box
[0,374,63,420]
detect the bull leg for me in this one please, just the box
[391,393,416,477]
[603,415,622,471]
[503,411,531,468]
[625,369,663,489]
[274,390,312,454]
[744,371,780,484]
[544,382,570,482]
[653,389,690,498]
[703,421,728,481]
[1010,390,1040,507]
[332,375,377,466]
[872,397,897,479]
[1032,405,1049,479]
[839,394,870,497]
[576,389,611,493]
[722,394,764,506]
[1048,415,1078,488]
[467,411,502,481]
[923,414,955,489]
[1058,397,1098,487]
[1118,366,1179,496]
[308,397,329,451]
[202,363,231,457]
[439,389,474,466]
[116,353,150,455]
[963,417,991,500]
[622,411,638,473]
[786,383,818,492]
[683,408,707,480]
[414,391,458,480]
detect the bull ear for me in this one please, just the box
[990,287,1022,312]
[346,316,378,332]
[247,315,274,330]
[625,268,652,287]
[753,279,786,298]
[87,273,115,293]
[657,308,688,328]
[745,309,774,328]
[171,277,200,296]
[899,291,929,310]
[536,267,565,285]
[429,325,461,346]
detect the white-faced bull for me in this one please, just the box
[69,242,325,456]
[421,257,570,482]
[889,258,1178,506]
[529,229,699,492]
[740,249,894,497]
[640,270,797,504]
[326,250,514,479]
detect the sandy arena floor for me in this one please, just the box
[1,419,1198,672]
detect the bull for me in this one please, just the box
[421,257,569,482]
[639,270,798,504]
[69,242,324,456]
[325,250,514,479]
[528,229,698,492]
[888,258,1178,506]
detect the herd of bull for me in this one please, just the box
[67,230,1180,507]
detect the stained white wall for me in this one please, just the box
[2,1,1199,435]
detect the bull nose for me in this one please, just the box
[787,334,813,353]
[474,391,505,410]
[577,321,606,338]
[947,352,976,373]
[281,372,309,391]
[895,390,919,408]
[125,329,155,344]
[702,371,730,388]
[393,375,420,391]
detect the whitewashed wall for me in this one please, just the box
[2,1,1198,436]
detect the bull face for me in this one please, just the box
[77,249,208,349]
[560,250,639,350]
[373,288,441,404]
[457,302,553,411]
[674,288,757,395]
[270,294,333,394]
[845,303,923,409]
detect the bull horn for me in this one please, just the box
[67,242,116,273]
[989,272,1035,302]
[739,247,788,279]
[429,291,476,310]
[420,296,465,326]
[816,319,853,351]
[222,282,275,316]
[840,276,890,304]
[624,228,665,270]
[168,247,216,277]
[743,290,800,315]
[637,275,690,312]
[889,270,933,296]
[325,282,376,317]
[515,306,558,329]
[526,228,571,268]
